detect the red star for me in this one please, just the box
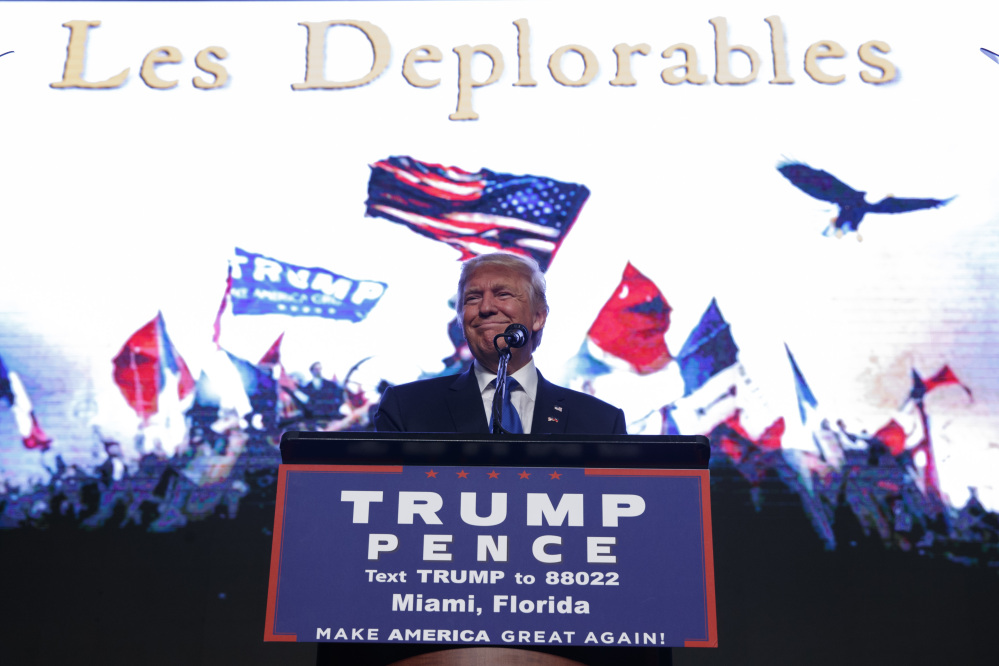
[456,470,469,479]
[518,470,531,479]
[425,470,438,478]
[487,470,500,479]
[549,471,562,480]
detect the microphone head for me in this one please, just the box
[504,323,529,348]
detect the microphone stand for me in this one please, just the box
[491,335,512,435]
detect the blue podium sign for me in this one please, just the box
[265,464,716,648]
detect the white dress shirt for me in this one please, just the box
[473,359,538,433]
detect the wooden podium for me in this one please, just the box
[266,432,715,665]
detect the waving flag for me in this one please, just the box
[256,333,308,421]
[872,419,907,457]
[112,313,196,420]
[231,248,386,321]
[786,344,818,424]
[227,351,277,428]
[365,156,589,271]
[189,349,278,432]
[666,299,786,450]
[908,365,973,403]
[784,344,853,472]
[0,354,52,451]
[259,333,284,366]
[676,298,739,397]
[664,299,751,437]
[712,410,786,462]
[585,263,672,375]
[901,365,970,500]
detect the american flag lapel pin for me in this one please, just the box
[548,416,558,422]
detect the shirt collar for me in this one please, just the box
[473,358,538,401]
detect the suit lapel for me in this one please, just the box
[532,371,567,434]
[447,367,490,433]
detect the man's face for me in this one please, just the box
[460,265,546,372]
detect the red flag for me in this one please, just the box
[259,333,284,366]
[924,365,972,397]
[719,410,751,440]
[909,365,972,403]
[712,410,785,463]
[112,313,195,420]
[756,417,785,451]
[586,263,672,375]
[873,419,907,456]
[714,413,748,462]
[256,334,302,419]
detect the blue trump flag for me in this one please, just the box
[230,248,387,322]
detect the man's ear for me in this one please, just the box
[532,308,547,333]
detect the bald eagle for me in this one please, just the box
[778,161,953,236]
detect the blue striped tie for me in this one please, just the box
[490,376,524,434]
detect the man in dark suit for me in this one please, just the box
[375,252,626,435]
[300,361,344,423]
[354,255,659,666]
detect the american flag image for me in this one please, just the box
[365,156,590,271]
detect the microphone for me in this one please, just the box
[502,324,529,349]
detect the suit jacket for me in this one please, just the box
[300,378,343,420]
[359,369,644,666]
[374,366,626,435]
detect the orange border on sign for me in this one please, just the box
[585,468,718,648]
[263,464,404,641]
